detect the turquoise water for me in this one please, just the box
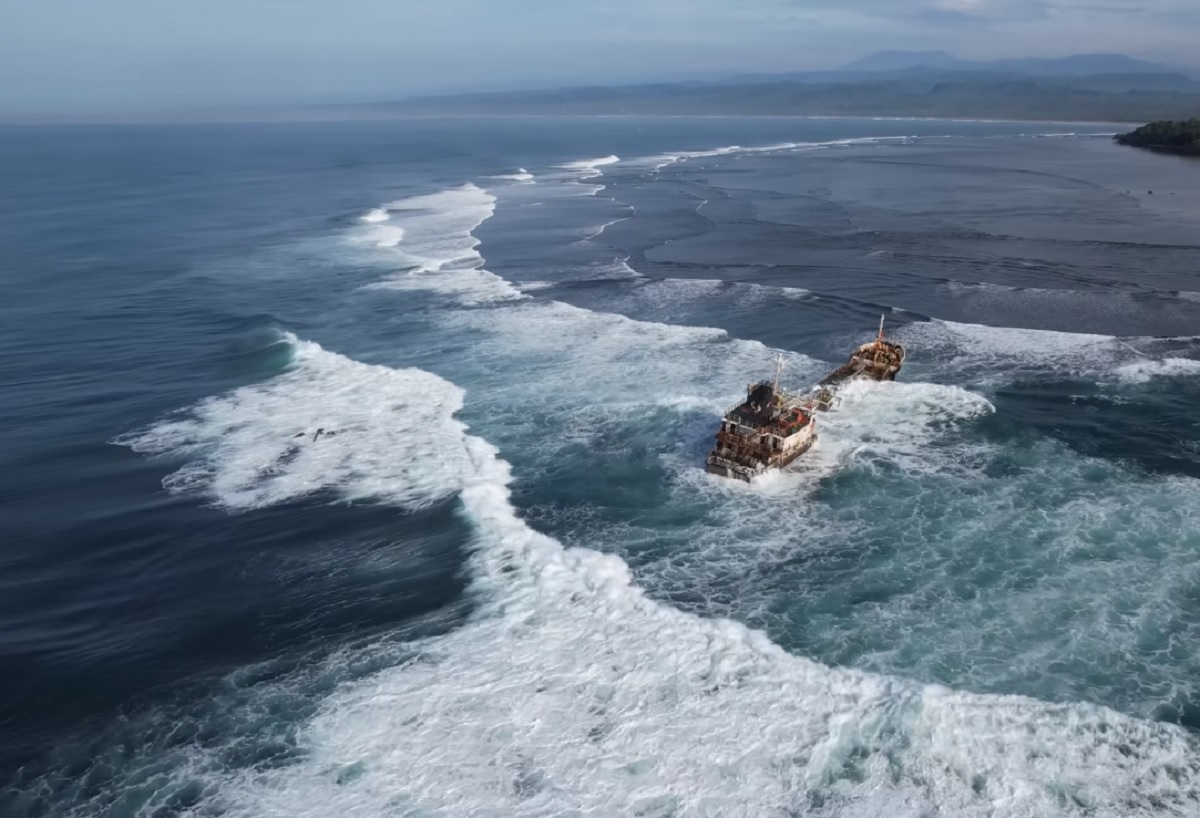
[5,117,1200,816]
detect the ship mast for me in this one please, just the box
[876,314,885,347]
[772,352,785,395]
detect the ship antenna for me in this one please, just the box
[877,313,885,346]
[772,352,784,394]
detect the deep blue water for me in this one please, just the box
[4,117,1200,816]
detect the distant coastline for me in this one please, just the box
[330,71,1200,126]
[1114,119,1200,155]
[0,110,1144,127]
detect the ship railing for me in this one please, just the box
[719,403,779,429]
[720,407,792,429]
[723,390,819,418]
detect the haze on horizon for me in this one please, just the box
[4,0,1199,119]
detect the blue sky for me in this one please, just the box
[2,0,1197,116]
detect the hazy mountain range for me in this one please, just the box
[329,51,1200,123]
[843,51,1181,76]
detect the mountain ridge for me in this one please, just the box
[842,51,1179,76]
[312,52,1200,124]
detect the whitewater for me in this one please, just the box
[121,331,1200,817]
[106,144,1200,816]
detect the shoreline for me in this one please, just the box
[0,112,1142,127]
[1120,143,1200,157]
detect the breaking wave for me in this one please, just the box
[117,333,471,511]
[1114,357,1200,384]
[67,132,1200,817]
[641,136,916,172]
[493,168,535,182]
[107,330,1200,817]
[898,318,1200,384]
[557,154,621,195]
[559,154,620,179]
[354,183,523,306]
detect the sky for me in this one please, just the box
[2,0,1199,118]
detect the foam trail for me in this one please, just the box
[557,155,621,195]
[800,378,995,475]
[354,183,523,306]
[633,277,812,307]
[359,225,405,248]
[493,168,535,182]
[118,333,1200,818]
[1114,357,1200,384]
[577,215,629,242]
[897,318,1200,383]
[636,136,916,172]
[591,258,644,280]
[559,154,620,179]
[441,298,803,396]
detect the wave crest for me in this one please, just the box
[121,338,1200,818]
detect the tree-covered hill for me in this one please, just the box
[1115,119,1200,155]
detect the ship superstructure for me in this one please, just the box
[817,315,905,390]
[704,317,905,481]
[704,356,817,482]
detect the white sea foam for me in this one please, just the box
[649,153,683,170]
[439,299,997,509]
[123,332,1200,817]
[117,333,471,511]
[559,154,620,179]
[901,318,1200,388]
[1114,357,1200,384]
[577,215,629,242]
[591,257,645,279]
[358,224,405,248]
[672,142,795,162]
[639,143,788,170]
[359,207,390,223]
[636,136,914,172]
[556,155,621,195]
[354,183,524,306]
[899,318,1125,381]
[442,298,812,400]
[633,277,812,309]
[493,168,535,182]
[807,378,994,475]
[905,317,1114,358]
[423,293,1200,732]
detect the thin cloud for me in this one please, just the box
[2,0,1198,115]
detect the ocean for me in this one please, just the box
[4,116,1200,817]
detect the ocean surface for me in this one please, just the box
[4,116,1200,817]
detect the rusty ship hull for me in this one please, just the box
[812,317,905,410]
[704,318,904,481]
[818,339,905,386]
[705,431,815,482]
[705,367,818,483]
